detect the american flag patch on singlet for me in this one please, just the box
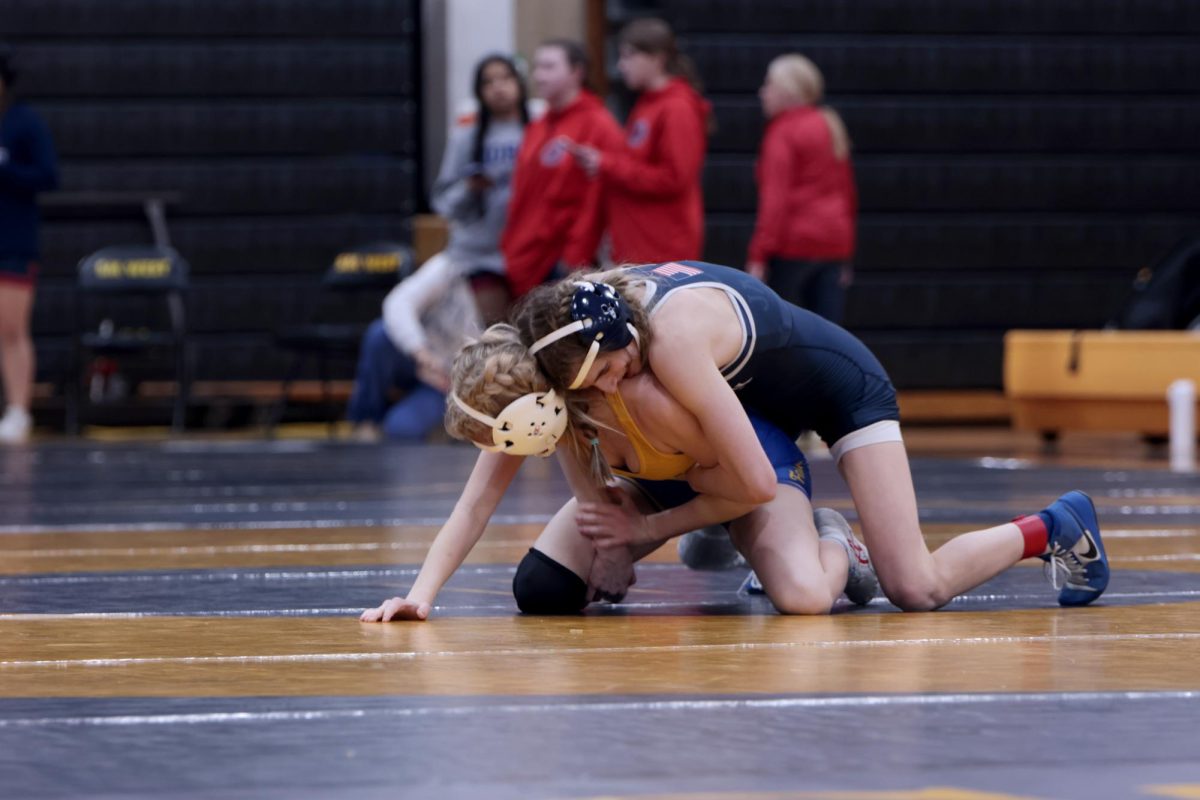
[650,262,703,278]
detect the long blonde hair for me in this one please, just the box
[511,269,655,392]
[767,54,850,161]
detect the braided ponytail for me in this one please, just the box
[445,324,549,443]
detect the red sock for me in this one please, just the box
[1013,514,1049,559]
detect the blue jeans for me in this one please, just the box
[346,320,446,440]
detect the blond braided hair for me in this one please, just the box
[444,324,549,444]
[446,323,621,490]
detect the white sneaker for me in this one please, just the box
[815,507,879,606]
[0,406,32,445]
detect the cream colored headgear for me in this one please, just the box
[451,281,637,456]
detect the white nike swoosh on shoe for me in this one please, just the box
[1076,529,1099,560]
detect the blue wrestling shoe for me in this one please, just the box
[1039,491,1109,606]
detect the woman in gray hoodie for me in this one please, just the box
[431,54,529,322]
[348,55,529,440]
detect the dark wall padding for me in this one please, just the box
[0,0,415,38]
[41,102,416,157]
[710,98,1200,155]
[60,160,416,216]
[12,0,421,384]
[17,43,416,98]
[705,157,1200,213]
[628,0,1200,389]
[658,0,1200,35]
[691,38,1200,95]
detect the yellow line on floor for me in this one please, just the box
[1143,786,1200,799]
[2,604,1199,699]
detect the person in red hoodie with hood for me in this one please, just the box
[502,40,622,299]
[566,18,711,264]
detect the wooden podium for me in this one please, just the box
[1004,330,1200,436]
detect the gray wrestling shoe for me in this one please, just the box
[815,508,879,606]
[678,525,746,571]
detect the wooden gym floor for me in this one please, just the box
[1,430,1198,799]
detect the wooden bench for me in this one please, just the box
[1004,330,1200,437]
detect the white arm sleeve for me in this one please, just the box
[381,252,456,355]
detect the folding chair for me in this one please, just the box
[67,244,191,434]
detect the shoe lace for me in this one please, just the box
[1043,543,1086,591]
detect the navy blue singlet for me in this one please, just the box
[624,261,899,444]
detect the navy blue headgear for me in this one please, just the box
[530,281,641,389]
[569,281,634,351]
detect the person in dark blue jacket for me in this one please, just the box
[0,50,58,444]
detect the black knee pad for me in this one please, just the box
[512,549,588,614]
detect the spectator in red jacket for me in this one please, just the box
[502,40,622,299]
[566,18,710,264]
[747,54,857,325]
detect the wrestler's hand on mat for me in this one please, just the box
[576,489,652,549]
[588,546,636,603]
[359,596,431,622]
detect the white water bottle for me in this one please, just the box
[1167,379,1196,473]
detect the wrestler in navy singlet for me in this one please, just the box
[624,261,899,444]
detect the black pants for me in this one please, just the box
[767,258,847,326]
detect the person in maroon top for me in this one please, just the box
[565,18,710,264]
[746,54,857,325]
[501,40,622,299]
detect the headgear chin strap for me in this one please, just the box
[450,388,568,457]
[529,281,640,389]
